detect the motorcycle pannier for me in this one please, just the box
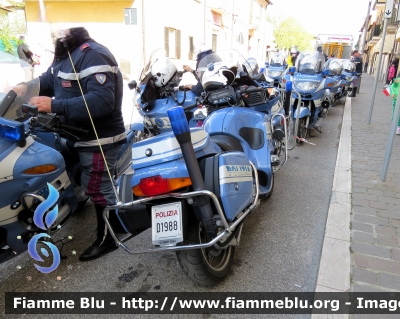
[200,151,253,221]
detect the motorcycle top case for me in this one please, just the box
[200,151,254,221]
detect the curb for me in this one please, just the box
[312,97,352,318]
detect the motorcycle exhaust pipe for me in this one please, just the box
[167,107,217,239]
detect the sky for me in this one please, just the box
[267,0,373,47]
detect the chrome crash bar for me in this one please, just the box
[103,161,260,254]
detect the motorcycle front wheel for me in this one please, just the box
[295,117,308,145]
[176,214,235,286]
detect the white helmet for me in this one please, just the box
[150,57,177,87]
[201,62,235,91]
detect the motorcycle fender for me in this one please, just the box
[293,106,311,118]
[201,152,253,221]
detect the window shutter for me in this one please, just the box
[189,36,194,60]
[164,27,169,56]
[176,29,181,59]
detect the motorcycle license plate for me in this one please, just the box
[151,202,183,246]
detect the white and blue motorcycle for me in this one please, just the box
[264,51,288,88]
[322,58,348,106]
[340,59,358,97]
[283,51,336,144]
[0,72,137,265]
[104,51,292,286]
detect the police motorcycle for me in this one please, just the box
[104,50,292,286]
[0,73,136,264]
[283,51,336,145]
[322,58,347,106]
[129,49,285,137]
[263,51,288,88]
[128,48,198,138]
[339,59,358,97]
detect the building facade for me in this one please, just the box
[23,0,273,81]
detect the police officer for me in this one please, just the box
[29,27,127,261]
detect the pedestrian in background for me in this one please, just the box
[387,62,396,85]
[364,60,368,73]
[349,50,363,97]
[389,77,400,135]
[17,35,35,81]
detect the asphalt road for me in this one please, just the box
[0,101,344,319]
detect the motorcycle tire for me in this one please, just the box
[176,213,235,286]
[259,172,274,200]
[295,118,307,145]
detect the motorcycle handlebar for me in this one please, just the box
[182,101,197,111]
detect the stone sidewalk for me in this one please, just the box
[313,73,400,319]
[350,74,400,293]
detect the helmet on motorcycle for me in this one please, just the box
[290,46,299,54]
[150,57,177,87]
[201,62,235,91]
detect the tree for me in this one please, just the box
[0,1,27,54]
[267,15,314,52]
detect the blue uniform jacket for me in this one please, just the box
[39,40,126,149]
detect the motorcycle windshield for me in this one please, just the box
[323,58,343,76]
[0,52,40,120]
[270,53,285,66]
[296,51,325,74]
[139,48,167,85]
[341,59,356,72]
[197,49,254,81]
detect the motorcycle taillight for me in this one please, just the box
[132,175,192,196]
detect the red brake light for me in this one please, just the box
[133,175,192,196]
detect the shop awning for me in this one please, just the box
[374,34,396,54]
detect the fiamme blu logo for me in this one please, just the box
[27,183,61,273]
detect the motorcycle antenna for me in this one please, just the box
[66,50,121,204]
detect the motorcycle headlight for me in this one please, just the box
[294,81,320,91]
[268,70,283,77]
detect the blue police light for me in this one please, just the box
[322,69,329,76]
[341,74,346,80]
[265,62,269,67]
[289,66,296,74]
[285,80,293,92]
[0,118,25,145]
[259,67,266,73]
[167,106,189,136]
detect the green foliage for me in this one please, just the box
[7,0,25,10]
[267,15,314,52]
[0,8,27,54]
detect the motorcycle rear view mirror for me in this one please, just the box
[128,80,137,90]
[21,104,38,116]
[0,90,17,117]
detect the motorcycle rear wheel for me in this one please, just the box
[176,215,235,286]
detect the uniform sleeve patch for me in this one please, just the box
[80,43,91,51]
[95,74,106,84]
